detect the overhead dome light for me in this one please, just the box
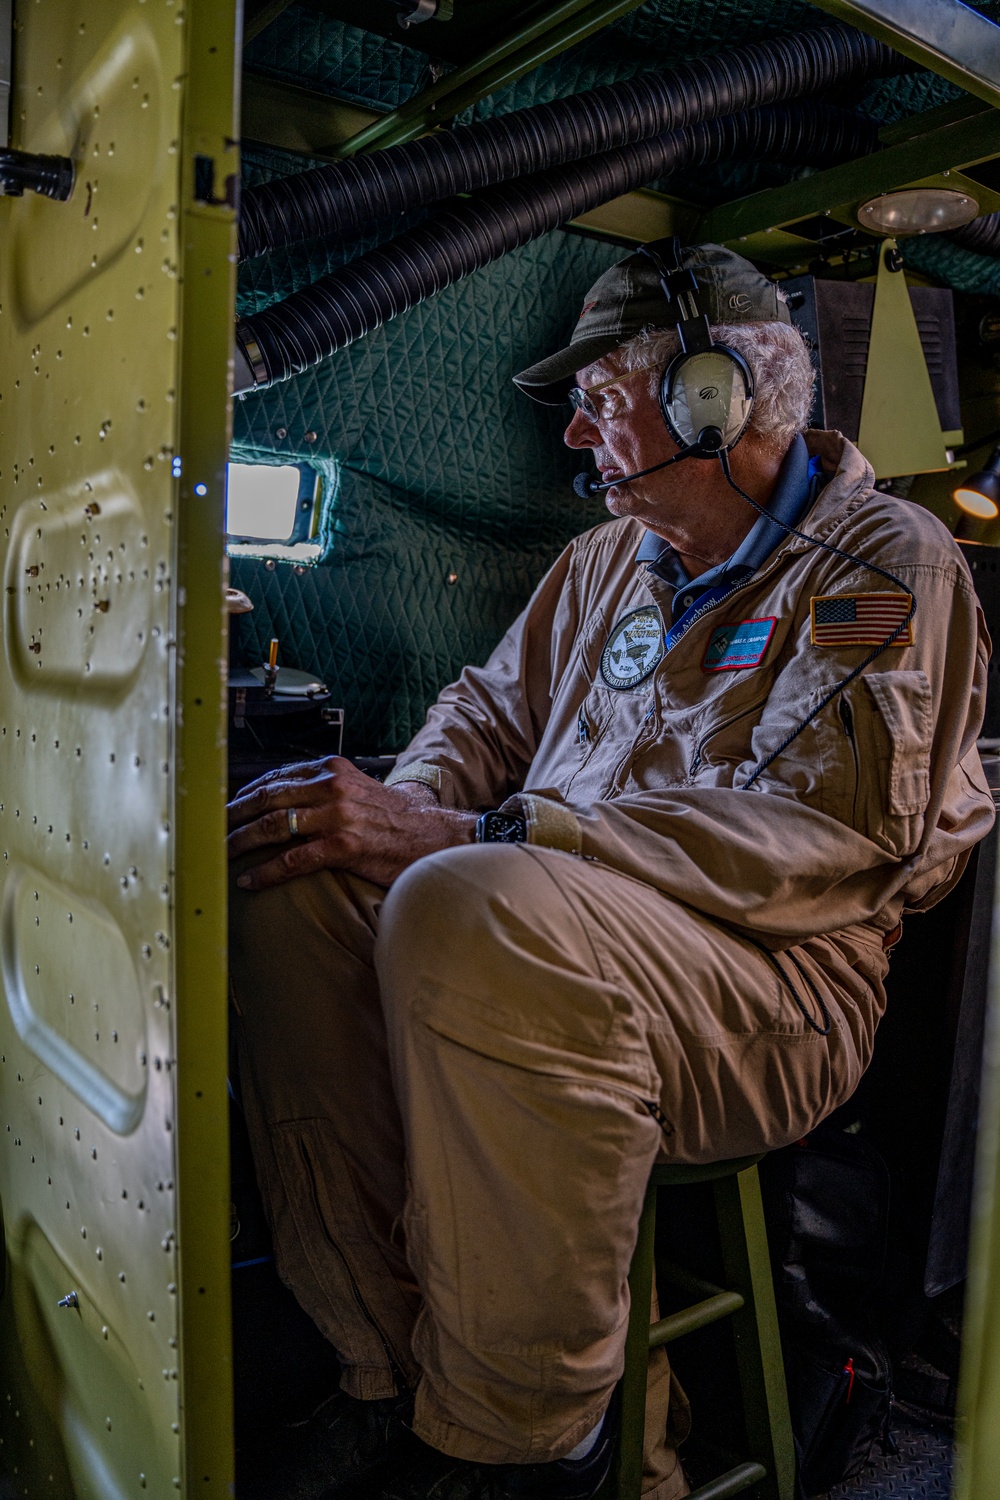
[857,187,980,236]
[953,443,1000,520]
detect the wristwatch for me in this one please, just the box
[475,810,528,844]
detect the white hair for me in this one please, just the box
[615,318,816,449]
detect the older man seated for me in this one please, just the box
[227,242,993,1500]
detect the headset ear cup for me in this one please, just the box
[660,345,755,453]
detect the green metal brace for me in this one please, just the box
[608,1158,794,1500]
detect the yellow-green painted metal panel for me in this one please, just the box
[0,1,237,1495]
[956,865,1000,1500]
[856,240,953,481]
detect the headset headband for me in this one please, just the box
[637,237,713,355]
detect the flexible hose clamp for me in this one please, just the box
[234,324,270,392]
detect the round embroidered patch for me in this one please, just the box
[600,606,664,690]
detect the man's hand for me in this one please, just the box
[227,757,477,891]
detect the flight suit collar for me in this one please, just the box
[635,433,817,622]
[632,430,876,661]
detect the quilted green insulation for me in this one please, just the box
[233,0,1000,754]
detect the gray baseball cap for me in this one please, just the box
[513,242,792,405]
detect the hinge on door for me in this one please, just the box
[193,153,239,210]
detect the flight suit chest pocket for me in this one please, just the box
[864,671,933,814]
[818,669,933,855]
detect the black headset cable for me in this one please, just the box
[717,451,916,791]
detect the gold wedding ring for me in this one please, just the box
[287,807,299,838]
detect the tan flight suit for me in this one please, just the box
[230,431,994,1496]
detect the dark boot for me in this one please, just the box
[344,1408,616,1500]
[237,1387,414,1499]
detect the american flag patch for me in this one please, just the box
[810,593,913,648]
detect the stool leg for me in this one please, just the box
[611,1176,658,1500]
[713,1166,795,1500]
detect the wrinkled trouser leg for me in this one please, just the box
[229,867,420,1398]
[232,844,887,1495]
[375,845,887,1476]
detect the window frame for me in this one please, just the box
[224,461,319,548]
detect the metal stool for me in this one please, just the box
[609,1156,794,1500]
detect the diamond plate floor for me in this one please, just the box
[823,1408,953,1500]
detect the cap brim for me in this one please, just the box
[513,332,630,405]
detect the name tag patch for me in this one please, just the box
[703,617,776,672]
[601,606,664,689]
[810,593,913,648]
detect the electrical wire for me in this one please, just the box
[718,454,916,792]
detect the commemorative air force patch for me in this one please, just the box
[703,617,776,672]
[601,606,664,689]
[810,593,913,648]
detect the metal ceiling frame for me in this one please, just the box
[697,97,1000,253]
[241,71,381,160]
[238,0,1000,261]
[239,0,649,161]
[333,0,649,156]
[244,0,297,46]
[807,0,1000,113]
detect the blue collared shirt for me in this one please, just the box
[635,433,822,634]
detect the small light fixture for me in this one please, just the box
[953,443,1000,520]
[857,187,979,237]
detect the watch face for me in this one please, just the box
[478,811,527,843]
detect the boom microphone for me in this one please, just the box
[573,447,695,499]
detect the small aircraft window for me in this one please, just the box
[225,462,318,548]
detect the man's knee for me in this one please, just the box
[375,845,626,1061]
[376,845,499,989]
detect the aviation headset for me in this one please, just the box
[643,236,757,458]
[577,235,917,798]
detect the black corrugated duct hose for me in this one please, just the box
[949,212,1000,255]
[235,102,880,392]
[239,22,897,262]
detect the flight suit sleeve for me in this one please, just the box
[505,556,995,941]
[385,542,583,810]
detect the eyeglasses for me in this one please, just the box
[567,364,658,423]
